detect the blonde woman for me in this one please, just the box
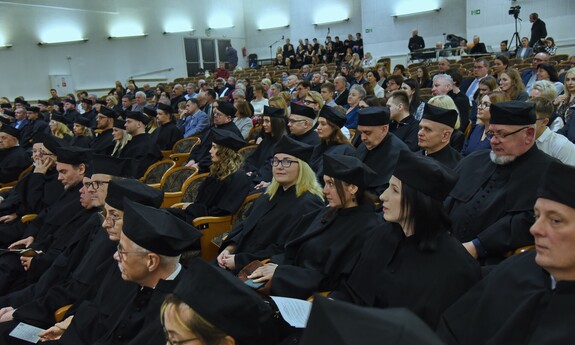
[111,119,132,157]
[49,115,73,142]
[218,135,325,273]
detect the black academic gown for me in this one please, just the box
[437,251,575,345]
[269,204,381,299]
[20,119,48,149]
[174,170,251,224]
[449,129,465,152]
[390,116,420,152]
[331,223,481,328]
[446,146,557,263]
[223,187,324,272]
[356,133,409,194]
[188,121,243,173]
[155,122,183,151]
[69,135,92,148]
[309,142,356,181]
[244,136,279,184]
[0,146,31,183]
[290,129,320,147]
[91,128,115,155]
[423,145,462,170]
[119,133,162,178]
[2,213,109,316]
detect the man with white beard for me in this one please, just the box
[446,101,558,264]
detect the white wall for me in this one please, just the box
[0,0,247,100]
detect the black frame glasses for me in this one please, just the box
[99,210,122,227]
[486,126,530,140]
[271,158,299,168]
[84,180,110,190]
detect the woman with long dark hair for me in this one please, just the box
[330,150,480,328]
[154,102,182,151]
[401,79,425,120]
[310,106,356,179]
[244,106,287,185]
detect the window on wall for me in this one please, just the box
[184,38,231,77]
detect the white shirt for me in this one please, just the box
[536,127,575,166]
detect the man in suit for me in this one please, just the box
[460,58,490,105]
[333,76,349,107]
[408,29,425,52]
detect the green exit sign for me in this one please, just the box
[471,9,480,15]
[365,28,373,33]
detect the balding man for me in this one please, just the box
[522,52,550,93]
[333,76,349,107]
[408,29,425,52]
[469,35,487,54]
[446,101,558,263]
[0,127,31,183]
[170,84,186,113]
[439,160,575,345]
[432,74,470,131]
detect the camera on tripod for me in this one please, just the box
[509,5,521,16]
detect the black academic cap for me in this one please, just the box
[174,259,274,344]
[422,103,458,128]
[0,125,20,140]
[99,106,117,118]
[105,179,164,210]
[156,103,172,113]
[323,153,378,189]
[0,103,11,109]
[14,97,26,105]
[38,100,49,106]
[73,116,91,127]
[113,118,126,129]
[122,198,201,256]
[263,105,285,118]
[357,106,390,126]
[55,146,92,165]
[52,114,69,125]
[26,106,40,113]
[300,296,445,345]
[274,135,314,163]
[64,98,76,105]
[393,150,458,201]
[537,161,575,209]
[216,100,237,117]
[32,132,63,154]
[490,101,536,125]
[0,117,10,125]
[96,99,106,105]
[142,107,157,117]
[92,154,133,178]
[81,98,93,105]
[3,110,14,117]
[211,128,246,152]
[319,106,347,128]
[125,111,150,125]
[290,102,316,119]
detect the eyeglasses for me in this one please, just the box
[100,210,122,227]
[486,126,530,140]
[288,118,307,124]
[163,327,198,345]
[116,243,147,262]
[84,180,110,190]
[303,99,317,105]
[477,102,491,108]
[271,157,299,168]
